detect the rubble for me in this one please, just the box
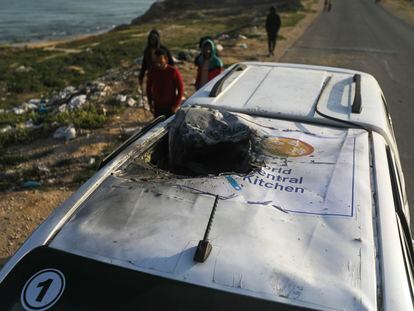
[68,95,87,110]
[239,43,248,49]
[12,107,25,115]
[15,65,33,73]
[37,164,51,174]
[218,34,230,40]
[22,181,42,189]
[53,125,77,141]
[22,119,42,129]
[168,107,256,176]
[0,125,13,133]
[21,102,38,111]
[58,104,67,113]
[116,94,127,104]
[89,158,96,166]
[127,97,136,107]
[215,44,224,52]
[238,34,248,40]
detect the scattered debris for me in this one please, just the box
[169,107,256,176]
[239,43,248,49]
[218,34,230,41]
[116,94,127,104]
[216,44,224,52]
[15,65,33,73]
[38,103,48,114]
[127,97,136,107]
[53,125,77,141]
[0,125,13,133]
[58,104,67,113]
[37,164,51,174]
[12,107,25,115]
[89,158,96,166]
[68,95,87,110]
[238,34,248,40]
[22,181,42,189]
[21,102,38,111]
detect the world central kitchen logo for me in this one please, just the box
[242,166,305,194]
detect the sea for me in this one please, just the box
[0,0,155,44]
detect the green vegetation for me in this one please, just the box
[0,0,310,152]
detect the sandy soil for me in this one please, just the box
[382,0,414,26]
[0,0,323,267]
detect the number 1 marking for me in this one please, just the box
[36,278,53,302]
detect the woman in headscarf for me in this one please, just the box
[195,39,223,90]
[139,29,174,88]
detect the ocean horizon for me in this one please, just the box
[0,0,155,44]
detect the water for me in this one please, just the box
[0,0,155,44]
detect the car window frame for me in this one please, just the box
[386,145,414,300]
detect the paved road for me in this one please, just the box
[282,0,414,228]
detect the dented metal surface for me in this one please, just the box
[51,115,377,310]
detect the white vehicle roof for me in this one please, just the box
[186,62,393,145]
[50,115,378,310]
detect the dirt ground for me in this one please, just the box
[382,0,414,26]
[0,0,323,267]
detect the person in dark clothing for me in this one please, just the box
[265,6,281,57]
[139,29,174,90]
[324,0,332,11]
[194,39,223,90]
[194,36,215,67]
[146,48,184,118]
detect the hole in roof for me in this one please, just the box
[125,107,263,179]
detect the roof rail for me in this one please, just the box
[99,115,166,169]
[352,74,362,113]
[209,63,247,97]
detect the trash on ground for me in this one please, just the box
[0,125,13,133]
[53,125,77,141]
[127,97,136,107]
[89,158,96,166]
[116,94,127,104]
[12,107,25,115]
[22,181,42,189]
[68,95,87,110]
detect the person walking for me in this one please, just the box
[194,39,223,90]
[139,29,174,90]
[265,6,281,57]
[324,0,332,11]
[146,48,184,118]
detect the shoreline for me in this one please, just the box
[0,30,108,49]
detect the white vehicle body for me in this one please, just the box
[0,63,412,310]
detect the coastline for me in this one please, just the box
[1,31,107,49]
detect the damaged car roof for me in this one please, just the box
[50,114,377,310]
[187,62,393,144]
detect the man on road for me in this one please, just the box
[265,6,281,57]
[146,48,184,118]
